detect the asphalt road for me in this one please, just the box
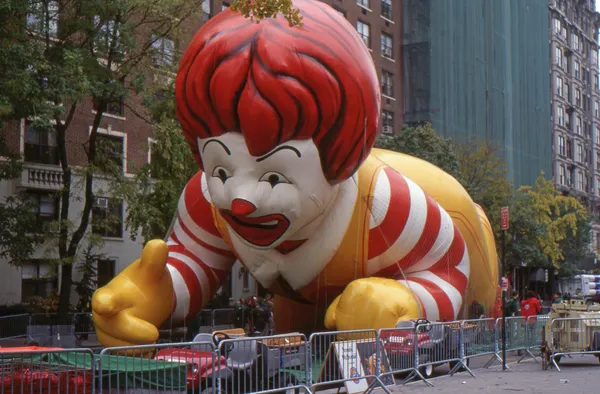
[385,353,600,393]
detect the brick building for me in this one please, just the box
[0,0,401,306]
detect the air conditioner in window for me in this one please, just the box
[383,125,393,134]
[95,197,109,209]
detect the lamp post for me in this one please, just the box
[500,207,509,371]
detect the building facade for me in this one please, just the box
[401,0,553,188]
[549,0,600,255]
[0,0,401,307]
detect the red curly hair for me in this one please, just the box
[175,0,381,183]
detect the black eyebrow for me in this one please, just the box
[256,145,302,162]
[202,139,231,155]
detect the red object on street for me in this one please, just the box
[501,207,509,230]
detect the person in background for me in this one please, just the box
[552,292,564,304]
[521,290,542,348]
[468,299,485,319]
[506,291,520,316]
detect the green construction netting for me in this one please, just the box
[31,352,187,390]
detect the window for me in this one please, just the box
[96,259,115,288]
[357,0,370,8]
[24,122,59,165]
[556,77,563,96]
[555,47,562,67]
[566,138,572,158]
[560,165,566,185]
[576,89,581,107]
[27,0,58,37]
[576,116,582,135]
[577,143,583,162]
[381,70,394,97]
[151,36,175,66]
[95,133,124,172]
[381,0,392,20]
[554,18,561,35]
[597,153,600,169]
[596,101,599,118]
[381,110,394,134]
[356,21,370,48]
[94,17,123,56]
[202,0,211,22]
[565,82,570,101]
[595,74,599,91]
[558,135,566,156]
[575,60,580,79]
[577,171,584,190]
[565,111,570,129]
[25,191,58,230]
[380,33,393,59]
[557,105,564,126]
[573,33,579,51]
[333,7,346,18]
[597,127,600,144]
[593,51,598,65]
[221,3,229,11]
[21,260,57,302]
[92,197,123,238]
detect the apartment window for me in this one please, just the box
[24,122,59,165]
[95,133,124,172]
[357,0,370,8]
[596,101,599,118]
[596,74,599,91]
[92,197,123,238]
[380,33,393,59]
[557,105,564,126]
[558,135,566,156]
[576,116,582,135]
[565,112,570,129]
[381,70,394,97]
[27,0,59,37]
[555,47,562,67]
[566,167,572,185]
[566,138,572,158]
[560,165,567,185]
[576,89,581,107]
[575,60,580,79]
[577,171,584,190]
[577,143,583,162]
[597,127,600,144]
[96,259,116,288]
[573,33,579,51]
[94,17,124,56]
[593,51,598,65]
[565,82,570,101]
[21,260,57,302]
[202,0,211,22]
[381,110,394,134]
[25,191,59,232]
[381,0,392,20]
[356,21,371,48]
[554,18,561,35]
[556,77,563,97]
[151,36,175,66]
[585,122,590,139]
[597,152,600,170]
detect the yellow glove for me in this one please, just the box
[324,277,421,331]
[92,240,174,347]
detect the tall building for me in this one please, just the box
[548,0,600,256]
[401,0,552,188]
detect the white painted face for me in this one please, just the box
[199,132,337,249]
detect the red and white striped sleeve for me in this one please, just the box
[366,167,470,322]
[166,171,237,322]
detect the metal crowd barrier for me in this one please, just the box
[547,317,600,371]
[215,333,312,394]
[0,347,95,394]
[492,316,528,365]
[462,318,500,369]
[378,326,419,383]
[98,340,216,393]
[518,315,549,363]
[0,314,30,341]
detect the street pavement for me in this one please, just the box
[387,353,600,393]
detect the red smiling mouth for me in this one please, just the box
[220,211,290,247]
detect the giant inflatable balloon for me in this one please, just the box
[92,0,498,346]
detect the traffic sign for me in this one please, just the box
[501,277,509,291]
[501,207,509,230]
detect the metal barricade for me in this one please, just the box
[308,330,391,393]
[72,313,95,342]
[98,341,216,393]
[0,347,95,394]
[378,326,418,382]
[519,315,549,363]
[460,318,501,368]
[212,309,235,332]
[412,321,472,386]
[494,316,528,363]
[0,314,30,341]
[547,317,600,371]
[215,333,311,394]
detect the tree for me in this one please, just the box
[507,173,590,271]
[454,139,513,242]
[374,122,460,179]
[230,0,302,26]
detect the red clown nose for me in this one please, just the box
[231,199,257,216]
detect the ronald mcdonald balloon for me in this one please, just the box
[92,0,498,346]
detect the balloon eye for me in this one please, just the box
[212,166,232,183]
[259,172,290,188]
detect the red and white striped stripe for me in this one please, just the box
[366,168,470,321]
[166,171,237,322]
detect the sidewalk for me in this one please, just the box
[392,355,600,393]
